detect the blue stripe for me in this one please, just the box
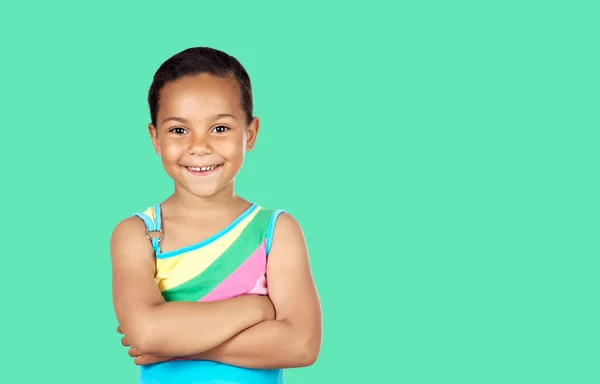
[133,212,160,253]
[133,213,155,231]
[155,203,162,230]
[139,360,283,384]
[266,209,285,255]
[156,203,259,259]
[153,204,163,252]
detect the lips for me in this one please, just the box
[184,164,223,176]
[186,165,220,172]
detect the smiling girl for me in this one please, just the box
[110,47,322,384]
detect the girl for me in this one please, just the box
[110,47,322,384]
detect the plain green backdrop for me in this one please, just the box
[1,1,598,383]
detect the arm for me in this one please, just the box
[182,213,323,368]
[111,216,274,357]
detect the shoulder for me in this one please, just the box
[112,215,147,238]
[272,212,303,236]
[111,205,158,239]
[269,211,307,253]
[110,214,153,256]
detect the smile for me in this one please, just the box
[184,164,223,175]
[187,165,220,172]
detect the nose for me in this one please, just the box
[187,132,212,156]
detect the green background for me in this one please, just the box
[1,1,598,383]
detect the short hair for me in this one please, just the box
[148,47,253,126]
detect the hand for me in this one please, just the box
[128,346,173,366]
[117,325,173,366]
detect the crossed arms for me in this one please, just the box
[110,212,322,369]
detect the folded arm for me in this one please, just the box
[183,213,323,368]
[110,216,274,357]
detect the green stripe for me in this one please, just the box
[162,208,274,302]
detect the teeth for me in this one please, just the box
[188,165,219,172]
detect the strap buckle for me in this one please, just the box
[145,228,164,243]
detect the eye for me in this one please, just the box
[212,125,229,133]
[169,127,187,134]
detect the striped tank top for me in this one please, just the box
[133,202,285,384]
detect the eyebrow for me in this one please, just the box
[161,114,236,124]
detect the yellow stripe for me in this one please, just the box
[143,207,262,292]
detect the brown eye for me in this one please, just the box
[212,125,229,133]
[170,127,187,134]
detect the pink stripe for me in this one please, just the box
[248,274,268,295]
[199,240,267,302]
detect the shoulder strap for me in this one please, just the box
[132,203,163,253]
[266,209,286,256]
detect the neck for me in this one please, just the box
[167,183,247,215]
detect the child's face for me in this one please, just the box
[148,73,258,198]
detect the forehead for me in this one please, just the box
[158,73,242,122]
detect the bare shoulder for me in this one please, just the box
[271,212,307,249]
[112,215,148,239]
[110,215,155,266]
[268,211,312,277]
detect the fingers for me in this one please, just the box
[134,355,163,366]
[134,355,154,366]
[128,347,142,358]
[121,337,168,367]
[134,356,144,366]
[121,335,131,347]
[127,345,152,366]
[134,356,150,366]
[119,334,156,367]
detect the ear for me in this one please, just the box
[148,123,161,156]
[245,117,260,151]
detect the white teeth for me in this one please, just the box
[188,165,219,172]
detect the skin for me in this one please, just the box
[111,73,322,368]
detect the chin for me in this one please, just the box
[166,166,238,197]
[182,185,221,197]
[180,181,235,198]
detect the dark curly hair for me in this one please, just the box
[148,47,253,126]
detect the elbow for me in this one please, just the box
[131,325,160,355]
[124,314,161,355]
[297,352,318,367]
[295,336,321,367]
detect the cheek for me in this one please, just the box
[218,138,245,159]
[160,141,184,159]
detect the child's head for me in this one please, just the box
[146,47,259,199]
[148,47,253,127]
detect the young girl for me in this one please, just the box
[110,47,322,384]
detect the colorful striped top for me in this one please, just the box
[133,202,285,384]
